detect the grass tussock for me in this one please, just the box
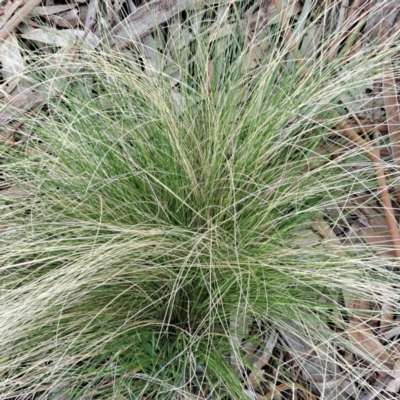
[1,1,400,399]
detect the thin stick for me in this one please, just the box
[0,0,42,41]
[336,120,400,260]
[0,0,24,29]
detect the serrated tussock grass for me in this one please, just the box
[1,3,400,399]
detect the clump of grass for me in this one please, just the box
[1,2,400,399]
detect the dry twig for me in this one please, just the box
[0,0,42,41]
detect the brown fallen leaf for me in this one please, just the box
[380,299,394,334]
[343,294,395,375]
[382,62,400,162]
[342,293,370,320]
[0,186,29,200]
[84,0,97,29]
[347,318,394,373]
[248,330,278,389]
[382,325,400,340]
[110,0,207,47]
[311,218,342,247]
[20,28,100,48]
[350,220,395,258]
[0,33,24,94]
[386,357,400,392]
[43,9,82,29]
[262,383,316,400]
[346,196,397,258]
[105,0,124,27]
[0,79,44,124]
[33,5,76,16]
